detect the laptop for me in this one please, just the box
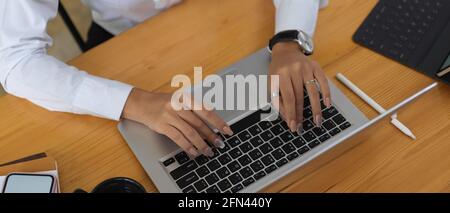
[118,48,436,193]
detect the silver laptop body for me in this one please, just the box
[118,49,436,193]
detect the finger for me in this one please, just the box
[279,75,297,132]
[312,61,331,108]
[303,64,323,127]
[184,94,233,136]
[178,110,225,148]
[290,68,305,133]
[270,74,283,119]
[169,115,214,157]
[159,125,199,159]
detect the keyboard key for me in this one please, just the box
[303,107,313,119]
[193,179,208,192]
[261,155,275,166]
[249,136,264,147]
[163,158,175,167]
[332,114,347,125]
[281,143,296,154]
[323,107,338,119]
[229,148,243,159]
[319,133,331,143]
[196,166,210,178]
[308,140,321,149]
[275,119,286,129]
[254,171,266,180]
[206,160,221,171]
[270,124,285,135]
[206,185,220,193]
[242,178,255,187]
[175,152,190,165]
[218,143,231,154]
[231,184,244,193]
[303,120,315,131]
[218,153,232,165]
[287,152,299,161]
[248,125,263,136]
[176,172,199,189]
[227,161,242,173]
[258,121,272,130]
[329,128,341,136]
[182,186,197,193]
[276,158,288,167]
[239,142,253,153]
[269,137,283,148]
[298,146,310,155]
[230,110,262,134]
[238,155,252,166]
[216,167,231,179]
[228,173,243,185]
[250,160,264,172]
[211,148,220,159]
[217,179,232,191]
[292,137,306,148]
[265,164,277,174]
[271,148,286,160]
[238,130,252,142]
[280,131,295,142]
[303,131,316,142]
[228,136,242,148]
[340,122,352,130]
[248,149,263,160]
[270,116,283,125]
[239,166,254,179]
[205,173,220,185]
[260,130,274,141]
[195,155,209,165]
[323,120,336,131]
[312,127,327,137]
[170,161,198,180]
[260,143,274,154]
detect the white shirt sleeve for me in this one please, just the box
[273,0,329,36]
[0,0,133,121]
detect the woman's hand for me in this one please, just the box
[122,88,233,158]
[269,42,331,133]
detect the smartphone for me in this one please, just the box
[2,173,54,193]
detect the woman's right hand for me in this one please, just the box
[121,88,233,158]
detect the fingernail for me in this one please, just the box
[290,120,297,133]
[325,98,332,108]
[297,123,303,134]
[223,126,234,136]
[214,138,225,149]
[314,115,322,127]
[188,148,199,157]
[203,147,214,157]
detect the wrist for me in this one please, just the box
[272,42,302,54]
[122,88,152,121]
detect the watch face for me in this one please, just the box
[298,30,314,54]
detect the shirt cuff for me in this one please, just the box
[274,0,321,36]
[73,75,133,121]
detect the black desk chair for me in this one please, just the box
[58,3,87,52]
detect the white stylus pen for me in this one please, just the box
[336,73,417,140]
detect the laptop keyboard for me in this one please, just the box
[161,94,352,193]
[353,0,449,64]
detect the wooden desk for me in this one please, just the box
[0,0,449,193]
